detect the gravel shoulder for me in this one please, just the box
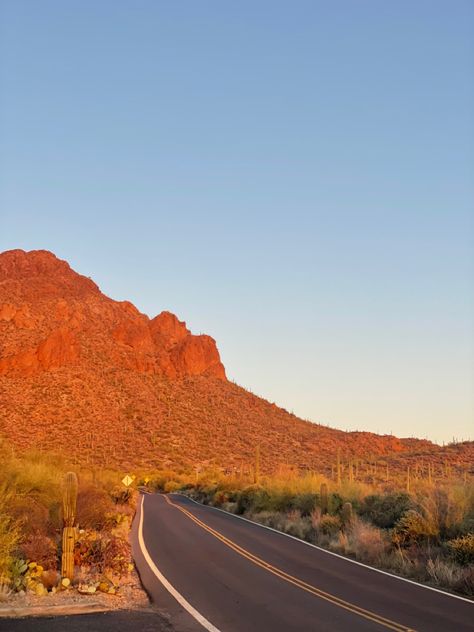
[0,567,150,618]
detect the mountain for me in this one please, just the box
[0,249,472,478]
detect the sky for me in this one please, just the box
[0,1,473,443]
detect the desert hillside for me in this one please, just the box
[0,249,471,477]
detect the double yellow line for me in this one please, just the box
[163,495,415,632]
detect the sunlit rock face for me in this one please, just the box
[1,248,468,478]
[0,249,226,379]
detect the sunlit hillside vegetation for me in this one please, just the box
[1,437,472,600]
[146,463,474,598]
[0,440,135,599]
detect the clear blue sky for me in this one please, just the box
[1,1,473,443]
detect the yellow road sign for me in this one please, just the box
[122,474,134,487]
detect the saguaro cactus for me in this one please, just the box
[336,449,341,487]
[320,482,328,515]
[254,445,260,485]
[348,460,354,483]
[61,472,78,581]
[342,501,353,527]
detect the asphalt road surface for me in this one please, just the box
[0,609,173,632]
[132,493,473,632]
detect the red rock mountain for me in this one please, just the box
[0,250,225,380]
[0,249,472,478]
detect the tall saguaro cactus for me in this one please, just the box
[254,445,260,485]
[336,449,341,487]
[320,482,328,515]
[61,472,78,581]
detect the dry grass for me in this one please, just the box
[0,484,20,576]
[0,575,12,602]
[341,519,388,563]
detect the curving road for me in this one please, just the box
[131,493,473,632]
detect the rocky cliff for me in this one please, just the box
[0,249,471,477]
[0,249,225,379]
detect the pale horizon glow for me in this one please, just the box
[1,1,473,444]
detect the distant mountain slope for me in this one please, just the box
[0,249,471,477]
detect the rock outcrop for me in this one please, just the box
[1,248,470,478]
[0,249,226,380]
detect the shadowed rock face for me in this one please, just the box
[0,249,226,379]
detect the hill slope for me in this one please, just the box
[0,249,471,478]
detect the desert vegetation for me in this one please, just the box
[0,438,136,601]
[146,461,474,598]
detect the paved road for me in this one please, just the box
[132,493,473,632]
[0,609,173,632]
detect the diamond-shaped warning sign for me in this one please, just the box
[122,474,134,487]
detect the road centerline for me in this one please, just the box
[163,494,414,632]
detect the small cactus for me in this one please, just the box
[61,472,78,581]
[342,501,353,527]
[320,482,328,515]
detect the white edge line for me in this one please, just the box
[138,495,222,632]
[173,493,474,605]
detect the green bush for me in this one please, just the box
[392,510,438,547]
[293,493,318,517]
[318,514,341,536]
[447,534,474,566]
[267,491,295,513]
[163,480,181,493]
[329,493,344,514]
[236,487,270,514]
[360,493,412,529]
[0,485,20,577]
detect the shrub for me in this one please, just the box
[9,497,50,537]
[283,515,312,540]
[417,486,470,539]
[392,510,438,547]
[426,558,463,589]
[257,489,284,513]
[329,493,344,514]
[0,576,12,602]
[349,519,388,563]
[293,493,318,517]
[40,569,60,590]
[310,507,321,529]
[0,486,20,577]
[447,533,474,566]
[236,487,270,515]
[74,531,130,577]
[163,480,181,493]
[20,535,58,571]
[213,490,230,506]
[111,487,133,504]
[360,493,412,529]
[318,515,341,536]
[76,486,114,531]
[454,565,474,597]
[101,534,130,576]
